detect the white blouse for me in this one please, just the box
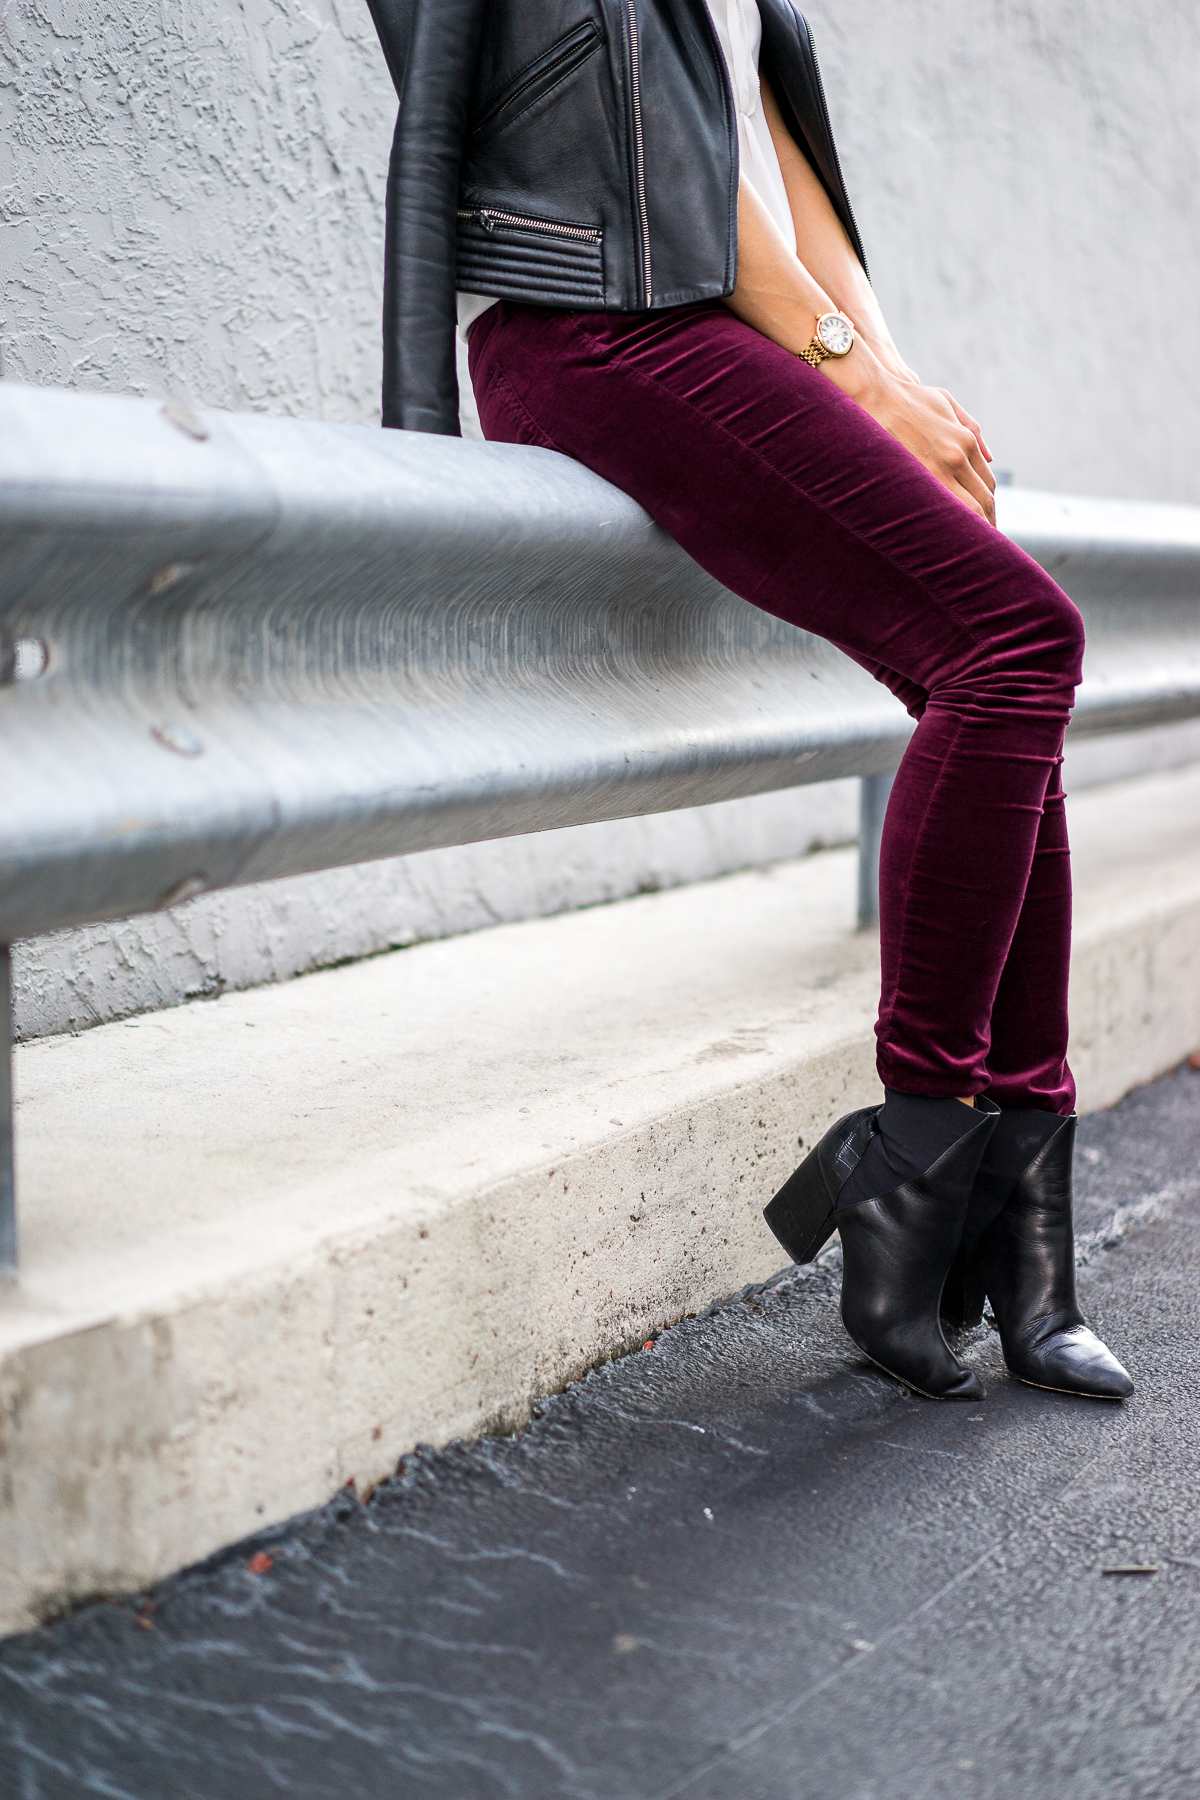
[456,0,796,338]
[701,0,796,251]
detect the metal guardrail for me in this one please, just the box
[2,380,1200,1275]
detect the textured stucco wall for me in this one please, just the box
[11,782,861,1040]
[2,0,1197,493]
[804,0,1200,504]
[0,0,391,420]
[4,0,1199,1036]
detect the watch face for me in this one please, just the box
[817,312,854,355]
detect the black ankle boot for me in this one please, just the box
[763,1101,998,1400]
[941,1111,1134,1399]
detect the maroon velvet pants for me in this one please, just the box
[468,300,1084,1113]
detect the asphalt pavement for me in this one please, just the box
[3,1061,1200,1800]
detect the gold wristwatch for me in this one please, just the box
[798,310,856,366]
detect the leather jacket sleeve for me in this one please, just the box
[758,0,867,275]
[363,0,864,436]
[366,0,487,434]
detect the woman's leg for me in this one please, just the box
[982,759,1074,1111]
[940,761,1131,1395]
[468,300,1134,1398]
[469,300,1084,1097]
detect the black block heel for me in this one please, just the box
[764,1107,880,1263]
[763,1150,837,1263]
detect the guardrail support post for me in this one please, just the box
[857,774,894,931]
[0,945,15,1280]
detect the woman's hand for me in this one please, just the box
[828,348,997,525]
[937,389,993,467]
[723,175,996,523]
[853,325,921,389]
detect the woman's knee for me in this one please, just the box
[1006,573,1086,688]
[1040,583,1086,681]
[933,568,1084,712]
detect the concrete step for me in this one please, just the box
[3,764,1200,1634]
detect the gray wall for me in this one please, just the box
[3,0,1197,496]
[0,0,389,422]
[4,0,1199,1037]
[805,0,1200,503]
[12,784,860,1040]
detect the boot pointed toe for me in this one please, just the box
[856,1346,985,1401]
[1011,1324,1134,1400]
[845,1305,985,1400]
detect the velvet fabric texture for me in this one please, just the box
[468,300,1084,1111]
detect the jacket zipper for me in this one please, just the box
[458,207,601,244]
[802,25,869,278]
[624,0,652,304]
[694,0,737,285]
[472,23,600,138]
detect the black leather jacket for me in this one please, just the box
[365,0,866,435]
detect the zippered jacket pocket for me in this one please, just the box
[456,207,605,307]
[471,22,602,145]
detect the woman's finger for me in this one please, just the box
[956,402,992,465]
[965,432,996,493]
[913,438,993,523]
[937,477,988,523]
[930,439,995,525]
[957,462,996,525]
[947,414,995,499]
[940,388,985,446]
[953,482,995,526]
[939,388,993,463]
[942,424,996,521]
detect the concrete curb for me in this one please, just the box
[1,766,1199,1635]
